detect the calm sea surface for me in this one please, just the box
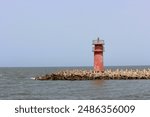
[0,66,150,100]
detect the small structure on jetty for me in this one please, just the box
[93,38,104,72]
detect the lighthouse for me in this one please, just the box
[92,37,104,72]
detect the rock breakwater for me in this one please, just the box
[35,68,150,80]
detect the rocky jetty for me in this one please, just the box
[35,68,150,80]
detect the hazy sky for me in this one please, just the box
[0,0,150,67]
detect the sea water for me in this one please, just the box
[0,66,150,100]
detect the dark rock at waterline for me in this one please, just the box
[35,69,150,80]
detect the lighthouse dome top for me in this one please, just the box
[92,37,104,45]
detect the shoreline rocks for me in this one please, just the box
[35,69,150,80]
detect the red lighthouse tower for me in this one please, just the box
[92,37,104,72]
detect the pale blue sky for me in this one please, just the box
[0,0,150,67]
